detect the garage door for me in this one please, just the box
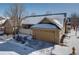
[34,29,55,43]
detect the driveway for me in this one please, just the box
[0,37,54,55]
[0,40,35,55]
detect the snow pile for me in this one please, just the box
[52,45,72,55]
[0,51,19,55]
[27,36,32,40]
[29,47,53,55]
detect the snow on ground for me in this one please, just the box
[0,34,54,55]
[25,39,54,55]
[52,29,79,55]
[0,51,19,55]
[0,39,35,55]
[11,39,54,55]
[0,29,79,55]
[29,47,53,55]
[52,45,72,55]
[63,29,79,54]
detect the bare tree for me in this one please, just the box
[5,3,26,35]
[71,13,79,35]
[71,13,78,29]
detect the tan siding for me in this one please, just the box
[4,21,13,34]
[32,29,62,44]
[54,30,59,44]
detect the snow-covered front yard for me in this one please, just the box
[0,29,79,55]
[0,35,54,55]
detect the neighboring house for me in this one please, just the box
[0,18,7,34]
[71,16,79,30]
[4,19,18,34]
[31,17,64,44]
[0,17,6,27]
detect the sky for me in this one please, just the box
[0,3,79,17]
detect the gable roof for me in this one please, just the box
[21,15,64,25]
[5,19,19,27]
[47,18,63,29]
[0,17,11,26]
[0,19,7,25]
[21,16,44,24]
[31,18,63,29]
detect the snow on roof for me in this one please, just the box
[21,15,64,25]
[31,24,58,29]
[0,19,7,25]
[21,15,64,29]
[49,19,63,29]
[21,16,44,24]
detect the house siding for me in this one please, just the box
[32,28,62,44]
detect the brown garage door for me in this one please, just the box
[33,29,55,43]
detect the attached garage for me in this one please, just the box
[31,24,63,44]
[21,16,65,44]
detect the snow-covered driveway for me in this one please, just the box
[0,40,35,55]
[0,37,54,55]
[1,29,79,55]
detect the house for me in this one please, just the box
[0,17,14,34]
[21,15,66,35]
[0,18,7,34]
[21,15,66,44]
[31,17,64,44]
[4,19,19,34]
[71,15,79,30]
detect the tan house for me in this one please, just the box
[0,18,7,34]
[4,19,18,34]
[21,15,66,34]
[21,15,65,44]
[31,17,64,44]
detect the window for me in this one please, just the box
[22,24,31,29]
